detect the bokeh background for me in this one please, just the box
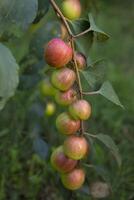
[0,0,134,199]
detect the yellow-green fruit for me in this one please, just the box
[62,0,81,20]
[50,146,77,173]
[63,135,89,160]
[45,103,56,116]
[51,68,76,91]
[39,79,57,97]
[55,88,77,106]
[61,168,85,190]
[56,112,80,135]
[69,100,92,120]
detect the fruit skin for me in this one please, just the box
[61,0,81,20]
[55,88,77,106]
[45,102,56,116]
[56,112,80,135]
[69,100,92,120]
[39,79,57,96]
[75,52,87,70]
[63,135,89,160]
[50,146,77,173]
[44,38,72,68]
[51,68,76,91]
[61,168,85,190]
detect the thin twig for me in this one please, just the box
[82,91,99,95]
[74,27,92,38]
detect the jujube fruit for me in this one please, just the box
[39,79,57,96]
[50,146,77,173]
[61,168,85,190]
[69,99,92,120]
[44,38,72,68]
[51,68,76,91]
[75,52,87,70]
[45,102,56,116]
[55,88,77,106]
[61,0,81,20]
[63,135,89,160]
[56,112,80,135]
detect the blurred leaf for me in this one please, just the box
[95,134,122,167]
[93,166,111,183]
[33,137,49,160]
[88,13,110,42]
[0,0,38,35]
[0,43,19,110]
[33,0,50,23]
[99,81,124,108]
[0,129,9,137]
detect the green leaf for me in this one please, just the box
[0,43,19,110]
[85,133,121,167]
[80,59,106,88]
[33,0,50,23]
[81,70,96,88]
[99,81,124,108]
[88,13,110,42]
[95,134,122,167]
[0,0,38,35]
[33,137,49,159]
[69,19,94,56]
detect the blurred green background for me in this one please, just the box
[0,0,134,199]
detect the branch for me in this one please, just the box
[50,0,73,36]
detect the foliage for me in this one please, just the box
[0,0,134,199]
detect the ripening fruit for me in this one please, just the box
[61,168,85,190]
[56,112,80,135]
[63,135,89,160]
[61,0,81,20]
[45,102,56,116]
[39,79,57,97]
[50,146,77,173]
[51,68,76,91]
[44,38,72,68]
[69,100,91,120]
[55,88,77,106]
[75,52,87,70]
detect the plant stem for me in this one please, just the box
[74,27,92,38]
[82,90,99,95]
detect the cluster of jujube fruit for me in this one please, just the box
[42,37,92,190]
